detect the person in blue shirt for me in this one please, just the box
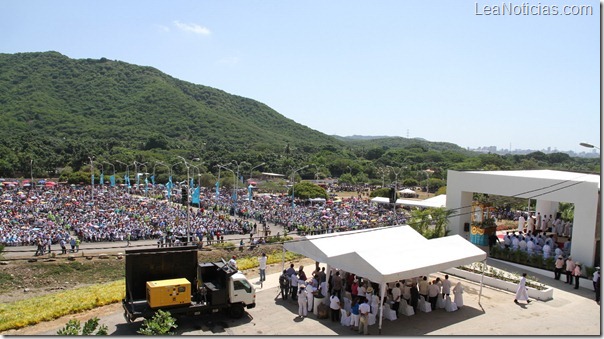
[350,298,360,331]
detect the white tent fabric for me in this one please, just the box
[283,226,486,333]
[371,195,446,208]
[398,188,417,194]
[283,225,485,284]
[283,226,427,264]
[396,194,447,208]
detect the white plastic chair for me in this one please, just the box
[383,303,397,321]
[343,297,352,313]
[340,309,351,326]
[445,296,458,312]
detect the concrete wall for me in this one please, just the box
[446,170,600,267]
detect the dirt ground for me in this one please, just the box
[0,245,317,335]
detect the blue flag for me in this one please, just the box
[110,175,115,187]
[191,186,201,205]
[126,175,131,188]
[151,175,155,186]
[190,177,194,189]
[91,174,94,186]
[144,177,148,193]
[136,173,140,188]
[215,181,220,198]
[232,190,237,206]
[248,185,253,201]
[167,176,173,198]
[100,172,104,186]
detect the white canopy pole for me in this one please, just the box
[478,260,485,304]
[281,244,285,272]
[378,282,386,334]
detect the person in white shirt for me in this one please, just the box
[511,236,520,250]
[442,275,452,297]
[542,243,551,259]
[290,272,299,301]
[297,285,308,317]
[258,252,267,282]
[593,267,600,303]
[228,255,237,270]
[519,238,527,251]
[428,281,440,310]
[402,281,411,303]
[306,283,316,313]
[391,282,401,313]
[526,238,535,253]
[358,298,371,335]
[329,291,341,322]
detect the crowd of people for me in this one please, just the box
[0,183,408,249]
[278,263,463,334]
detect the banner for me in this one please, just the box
[192,186,201,205]
[110,175,115,187]
[144,177,148,193]
[91,174,94,187]
[151,175,155,186]
[136,173,140,187]
[166,176,173,198]
[248,184,253,201]
[190,177,194,189]
[100,172,104,186]
[215,181,220,199]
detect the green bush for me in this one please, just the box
[138,309,177,335]
[57,317,108,335]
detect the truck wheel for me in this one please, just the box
[124,312,134,324]
[229,304,245,319]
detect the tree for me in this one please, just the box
[289,182,328,200]
[409,207,453,239]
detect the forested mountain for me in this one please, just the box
[0,51,598,185]
[0,51,343,175]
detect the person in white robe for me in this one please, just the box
[453,282,464,308]
[298,286,308,317]
[514,273,531,304]
[306,283,316,313]
[518,215,525,232]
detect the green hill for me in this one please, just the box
[0,51,343,175]
[0,52,597,182]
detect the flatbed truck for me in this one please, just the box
[122,245,256,323]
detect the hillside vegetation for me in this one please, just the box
[0,52,599,186]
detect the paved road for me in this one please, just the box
[1,218,293,260]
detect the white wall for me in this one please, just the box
[446,170,600,267]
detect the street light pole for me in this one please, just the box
[176,156,191,244]
[579,142,601,151]
[249,162,266,182]
[89,156,95,204]
[424,169,435,196]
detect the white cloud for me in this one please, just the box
[173,20,211,36]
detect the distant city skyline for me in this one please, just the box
[1,1,600,153]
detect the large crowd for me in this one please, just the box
[0,183,408,248]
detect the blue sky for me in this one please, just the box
[1,0,600,153]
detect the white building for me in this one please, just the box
[446,170,600,267]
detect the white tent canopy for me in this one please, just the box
[283,225,484,284]
[283,226,427,265]
[283,225,486,333]
[398,188,417,194]
[371,194,447,208]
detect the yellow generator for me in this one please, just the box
[146,278,191,308]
